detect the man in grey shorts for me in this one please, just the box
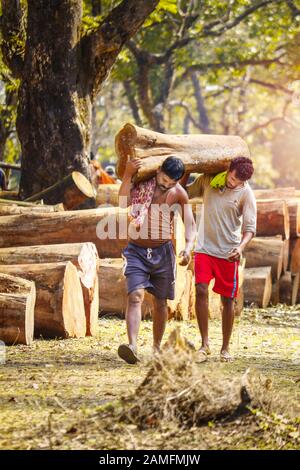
[118,156,196,364]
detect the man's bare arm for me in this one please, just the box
[118,159,142,208]
[177,189,197,266]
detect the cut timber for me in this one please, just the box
[0,203,64,216]
[279,271,299,305]
[0,273,36,345]
[291,239,300,273]
[271,280,280,305]
[244,237,283,281]
[256,199,290,239]
[25,171,95,209]
[0,242,97,266]
[0,198,44,206]
[0,207,185,259]
[0,207,128,257]
[244,266,272,308]
[0,262,86,339]
[282,238,289,273]
[115,123,250,183]
[254,188,295,200]
[286,199,300,238]
[0,190,19,200]
[96,184,121,207]
[0,242,99,337]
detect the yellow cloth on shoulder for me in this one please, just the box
[210,171,227,189]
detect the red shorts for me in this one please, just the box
[194,253,239,298]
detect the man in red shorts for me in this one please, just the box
[185,157,256,362]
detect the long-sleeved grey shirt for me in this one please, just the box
[187,174,257,259]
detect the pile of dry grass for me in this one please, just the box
[119,328,276,430]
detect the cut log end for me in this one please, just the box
[62,261,86,338]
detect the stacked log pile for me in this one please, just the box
[244,187,300,307]
[0,173,99,345]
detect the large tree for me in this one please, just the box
[0,0,159,198]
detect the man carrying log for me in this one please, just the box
[118,156,196,364]
[184,157,256,362]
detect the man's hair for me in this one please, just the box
[161,156,185,181]
[229,157,254,181]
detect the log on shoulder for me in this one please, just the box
[115,123,250,182]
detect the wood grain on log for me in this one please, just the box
[0,272,36,345]
[115,123,250,182]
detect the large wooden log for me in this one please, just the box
[0,203,64,216]
[25,171,95,209]
[0,273,36,345]
[244,266,272,308]
[0,208,185,259]
[115,123,250,183]
[282,238,289,273]
[96,184,121,207]
[271,280,280,305]
[0,262,86,339]
[291,238,300,273]
[0,190,19,200]
[256,199,290,239]
[286,199,300,238]
[0,242,99,336]
[244,237,283,281]
[279,271,299,305]
[0,207,128,257]
[0,198,45,206]
[254,188,295,199]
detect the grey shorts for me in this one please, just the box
[122,241,176,300]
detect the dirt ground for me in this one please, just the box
[0,306,299,450]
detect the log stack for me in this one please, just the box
[242,187,300,306]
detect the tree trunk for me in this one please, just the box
[17,1,93,198]
[14,1,159,198]
[279,271,299,305]
[0,272,35,345]
[0,262,86,338]
[25,172,95,209]
[115,123,250,182]
[256,199,290,239]
[244,266,272,308]
[244,236,284,281]
[0,242,99,336]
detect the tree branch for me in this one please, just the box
[81,0,159,98]
[202,0,278,37]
